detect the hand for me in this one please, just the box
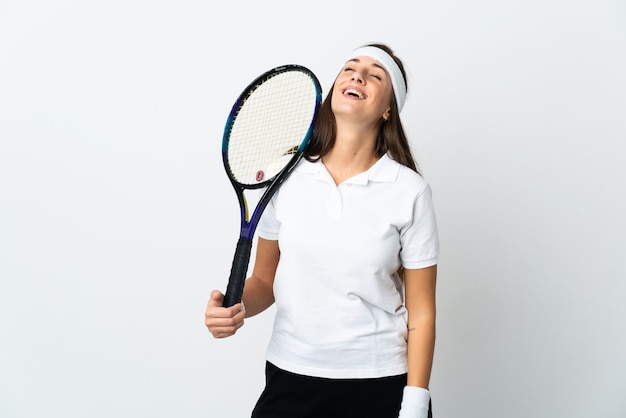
[205,290,246,338]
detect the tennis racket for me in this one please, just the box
[221,64,322,308]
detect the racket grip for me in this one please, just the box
[223,237,253,308]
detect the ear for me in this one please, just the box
[382,108,390,121]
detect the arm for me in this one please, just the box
[398,265,437,418]
[405,265,437,388]
[205,237,279,338]
[241,237,279,318]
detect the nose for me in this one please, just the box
[351,71,364,84]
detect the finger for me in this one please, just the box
[208,315,245,338]
[205,302,244,319]
[212,322,244,338]
[207,290,224,308]
[206,305,245,325]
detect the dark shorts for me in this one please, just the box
[251,362,432,418]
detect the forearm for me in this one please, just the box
[398,314,435,418]
[241,276,275,318]
[406,313,435,388]
[241,237,278,318]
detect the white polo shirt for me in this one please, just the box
[256,153,439,379]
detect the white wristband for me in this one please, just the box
[398,386,430,418]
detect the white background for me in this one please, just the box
[1,1,625,417]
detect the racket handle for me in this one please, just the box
[223,237,253,308]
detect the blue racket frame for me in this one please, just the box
[221,64,322,307]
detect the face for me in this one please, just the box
[331,55,394,124]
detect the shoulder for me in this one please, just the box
[284,155,321,176]
[273,157,320,196]
[381,154,431,195]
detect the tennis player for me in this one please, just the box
[206,43,439,418]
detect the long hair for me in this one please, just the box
[304,43,420,174]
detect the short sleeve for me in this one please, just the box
[257,194,281,241]
[400,184,439,269]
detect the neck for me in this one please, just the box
[322,120,381,185]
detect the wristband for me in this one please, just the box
[398,386,430,418]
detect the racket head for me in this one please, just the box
[222,65,322,190]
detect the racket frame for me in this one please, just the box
[221,64,322,307]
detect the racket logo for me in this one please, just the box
[256,170,265,182]
[284,145,299,155]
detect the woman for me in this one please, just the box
[206,43,439,418]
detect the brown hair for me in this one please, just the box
[304,43,420,174]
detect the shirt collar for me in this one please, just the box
[300,153,399,185]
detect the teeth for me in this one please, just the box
[345,89,363,99]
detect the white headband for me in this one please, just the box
[343,46,407,112]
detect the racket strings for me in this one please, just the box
[227,71,318,185]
